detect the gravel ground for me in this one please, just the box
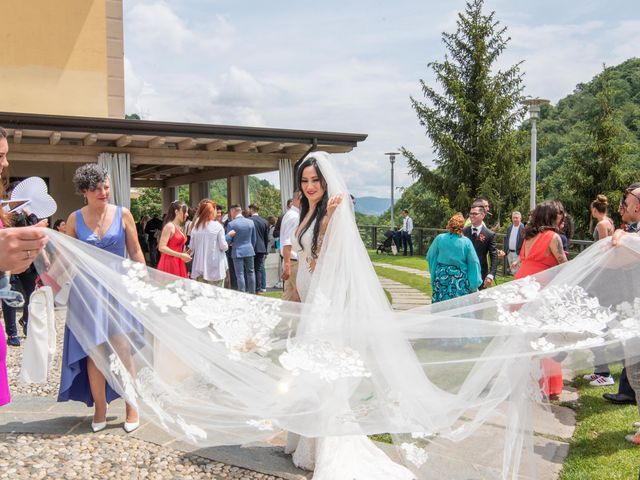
[2,310,286,480]
[0,433,284,480]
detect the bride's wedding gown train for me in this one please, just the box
[287,221,415,479]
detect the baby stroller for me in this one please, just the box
[376,230,396,254]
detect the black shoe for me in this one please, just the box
[603,393,637,405]
[7,335,20,347]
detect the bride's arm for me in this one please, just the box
[317,195,343,241]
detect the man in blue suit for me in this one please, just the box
[226,205,257,293]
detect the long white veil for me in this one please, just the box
[33,152,640,479]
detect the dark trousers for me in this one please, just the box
[2,268,38,337]
[254,253,266,292]
[619,366,637,398]
[148,241,159,268]
[227,250,237,290]
[401,231,413,256]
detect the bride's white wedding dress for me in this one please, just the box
[286,220,415,479]
[29,151,640,479]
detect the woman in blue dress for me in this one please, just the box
[427,213,482,303]
[59,164,145,433]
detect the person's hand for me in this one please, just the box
[0,226,48,273]
[282,263,291,281]
[326,194,343,218]
[483,277,493,288]
[181,252,192,262]
[611,228,626,247]
[497,249,506,258]
[229,230,236,238]
[510,261,518,270]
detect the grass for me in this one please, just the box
[559,365,639,480]
[367,250,428,271]
[263,290,283,299]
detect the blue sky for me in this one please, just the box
[124,0,640,197]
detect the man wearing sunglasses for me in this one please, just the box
[611,183,640,444]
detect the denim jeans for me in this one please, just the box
[233,256,256,294]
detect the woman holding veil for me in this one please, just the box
[58,164,145,433]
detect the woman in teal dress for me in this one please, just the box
[427,213,482,303]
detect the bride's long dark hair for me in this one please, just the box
[297,157,329,259]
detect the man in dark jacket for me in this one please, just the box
[248,203,270,293]
[463,205,498,290]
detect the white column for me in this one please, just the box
[161,186,178,213]
[227,175,249,210]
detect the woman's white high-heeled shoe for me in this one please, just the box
[91,421,107,433]
[123,420,140,433]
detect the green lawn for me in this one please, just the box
[559,365,639,480]
[367,250,428,271]
[373,265,431,297]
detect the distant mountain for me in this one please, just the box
[355,196,391,216]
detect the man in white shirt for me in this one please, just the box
[504,211,525,274]
[280,191,302,301]
[400,209,413,256]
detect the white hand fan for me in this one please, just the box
[9,177,57,219]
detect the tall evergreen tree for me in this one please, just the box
[402,0,527,225]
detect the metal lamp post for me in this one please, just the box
[522,98,550,210]
[385,152,399,227]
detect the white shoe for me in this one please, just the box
[123,420,140,433]
[91,421,107,433]
[583,373,599,380]
[589,375,614,387]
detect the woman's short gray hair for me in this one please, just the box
[73,164,109,194]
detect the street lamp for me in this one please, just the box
[522,98,550,210]
[385,152,399,227]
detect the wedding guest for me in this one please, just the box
[463,205,498,290]
[591,194,615,241]
[280,191,301,301]
[0,127,48,407]
[59,163,143,432]
[400,209,413,256]
[559,213,574,255]
[189,200,228,287]
[53,219,67,234]
[512,200,567,399]
[144,214,163,267]
[248,204,269,294]
[216,205,224,224]
[504,211,525,275]
[427,213,481,302]
[135,215,149,254]
[267,215,277,252]
[157,201,191,278]
[226,205,257,293]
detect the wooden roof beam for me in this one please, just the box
[232,141,254,152]
[49,131,61,145]
[178,138,196,150]
[148,136,166,148]
[83,133,98,146]
[258,142,283,154]
[116,135,132,147]
[205,140,225,151]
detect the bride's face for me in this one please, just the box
[300,165,325,205]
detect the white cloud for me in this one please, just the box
[128,2,195,53]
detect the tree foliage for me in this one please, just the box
[402,0,527,226]
[534,59,640,236]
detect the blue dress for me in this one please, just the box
[58,207,143,406]
[426,232,482,303]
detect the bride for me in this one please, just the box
[284,153,415,478]
[30,151,640,479]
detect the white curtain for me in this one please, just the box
[278,157,294,213]
[98,152,131,209]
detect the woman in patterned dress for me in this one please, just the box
[427,213,482,303]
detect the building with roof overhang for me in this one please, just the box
[0,1,366,218]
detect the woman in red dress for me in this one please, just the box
[157,201,191,277]
[512,201,568,398]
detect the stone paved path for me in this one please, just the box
[373,262,431,311]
